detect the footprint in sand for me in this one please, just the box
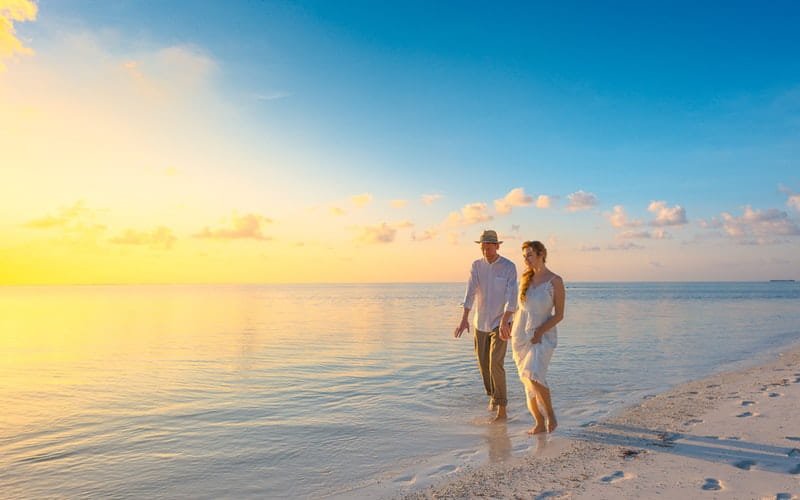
[393,474,416,484]
[600,470,631,483]
[432,464,458,474]
[740,400,756,407]
[769,392,782,398]
[775,493,793,500]
[684,418,704,426]
[701,478,722,491]
[785,436,800,442]
[535,491,567,500]
[789,463,800,475]
[736,411,756,418]
[787,448,800,458]
[733,459,756,470]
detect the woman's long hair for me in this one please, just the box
[519,240,547,303]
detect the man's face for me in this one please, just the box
[481,242,499,260]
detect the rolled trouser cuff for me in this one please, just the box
[491,398,508,407]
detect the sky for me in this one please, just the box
[1,0,799,284]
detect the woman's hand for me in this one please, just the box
[530,328,543,344]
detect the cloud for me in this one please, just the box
[618,228,671,240]
[535,195,553,209]
[390,199,408,209]
[24,201,95,229]
[0,0,37,72]
[717,205,800,244]
[110,226,176,249]
[580,245,601,252]
[412,229,437,241]
[355,220,414,244]
[421,193,443,206]
[445,202,492,227]
[606,205,642,228]
[618,230,652,239]
[566,190,598,212]
[780,185,800,211]
[329,207,346,216]
[648,200,687,226]
[350,193,373,208]
[193,213,272,241]
[121,44,216,101]
[607,242,645,251]
[254,91,291,101]
[494,187,533,215]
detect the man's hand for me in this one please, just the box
[499,321,511,340]
[454,317,470,338]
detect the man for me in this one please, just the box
[454,229,518,421]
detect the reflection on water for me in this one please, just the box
[0,282,798,498]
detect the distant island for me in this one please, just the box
[769,279,796,282]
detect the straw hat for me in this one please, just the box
[475,229,502,244]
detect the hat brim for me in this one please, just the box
[475,240,502,244]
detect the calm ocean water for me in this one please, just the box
[1,282,799,498]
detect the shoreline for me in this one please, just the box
[398,343,800,499]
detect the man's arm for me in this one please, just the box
[498,263,518,340]
[454,263,477,338]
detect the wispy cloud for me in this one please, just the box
[421,193,443,206]
[648,200,687,226]
[329,206,346,216]
[607,242,645,251]
[566,190,598,212]
[24,201,96,229]
[412,229,437,241]
[110,226,176,249]
[580,245,601,252]
[193,213,272,241]
[390,199,408,208]
[254,91,291,101]
[0,0,37,72]
[350,193,373,208]
[494,187,533,215]
[618,228,671,240]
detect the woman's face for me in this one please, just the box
[523,247,541,267]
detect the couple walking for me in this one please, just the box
[453,229,565,434]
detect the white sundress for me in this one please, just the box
[511,277,558,391]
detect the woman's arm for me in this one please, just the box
[531,276,565,344]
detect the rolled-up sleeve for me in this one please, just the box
[462,262,478,309]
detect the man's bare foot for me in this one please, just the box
[547,417,558,433]
[492,406,507,422]
[528,424,546,435]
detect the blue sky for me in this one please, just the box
[3,1,799,282]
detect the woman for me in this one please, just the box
[511,241,565,434]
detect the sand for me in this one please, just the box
[398,345,800,499]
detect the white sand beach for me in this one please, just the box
[401,344,800,499]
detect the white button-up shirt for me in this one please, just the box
[461,255,518,332]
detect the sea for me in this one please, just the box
[1,282,799,498]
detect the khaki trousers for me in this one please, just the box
[474,327,508,407]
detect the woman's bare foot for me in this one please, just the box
[488,401,497,412]
[528,424,546,435]
[547,416,558,433]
